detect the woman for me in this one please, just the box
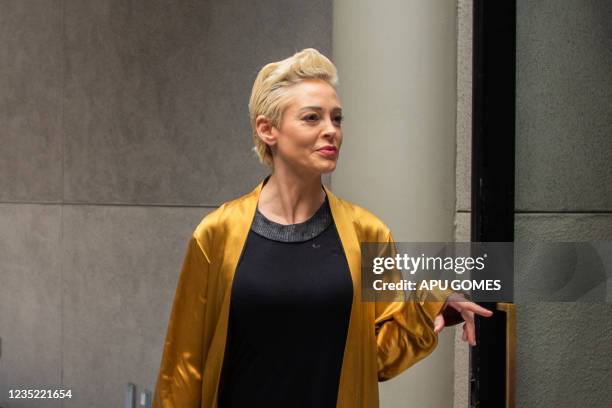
[153,48,492,408]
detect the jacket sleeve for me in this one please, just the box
[374,231,451,381]
[153,235,210,407]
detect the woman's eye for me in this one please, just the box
[304,114,319,121]
[334,115,344,124]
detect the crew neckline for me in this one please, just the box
[251,195,332,243]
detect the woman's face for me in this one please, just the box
[269,79,343,176]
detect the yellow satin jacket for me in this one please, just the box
[153,179,449,408]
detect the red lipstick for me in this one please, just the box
[317,146,337,158]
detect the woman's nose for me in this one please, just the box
[322,117,339,138]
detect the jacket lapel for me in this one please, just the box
[324,185,367,407]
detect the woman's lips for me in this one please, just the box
[317,146,338,158]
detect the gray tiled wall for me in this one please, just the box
[515,215,612,407]
[515,1,612,407]
[455,0,472,214]
[0,1,63,203]
[516,0,612,212]
[60,205,210,408]
[453,1,472,406]
[0,0,332,406]
[0,205,63,408]
[61,0,331,206]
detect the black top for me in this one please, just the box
[218,196,353,408]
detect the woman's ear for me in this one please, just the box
[255,115,277,148]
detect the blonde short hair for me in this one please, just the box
[249,48,339,167]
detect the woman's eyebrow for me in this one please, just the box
[298,106,343,112]
[299,106,323,112]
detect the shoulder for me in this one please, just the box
[329,192,393,242]
[192,188,258,249]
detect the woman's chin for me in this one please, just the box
[318,163,337,175]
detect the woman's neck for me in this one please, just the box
[258,169,326,225]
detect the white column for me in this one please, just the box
[331,1,457,406]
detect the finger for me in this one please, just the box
[461,324,468,342]
[465,302,494,317]
[433,314,445,334]
[448,301,464,313]
[474,307,493,317]
[464,312,476,346]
